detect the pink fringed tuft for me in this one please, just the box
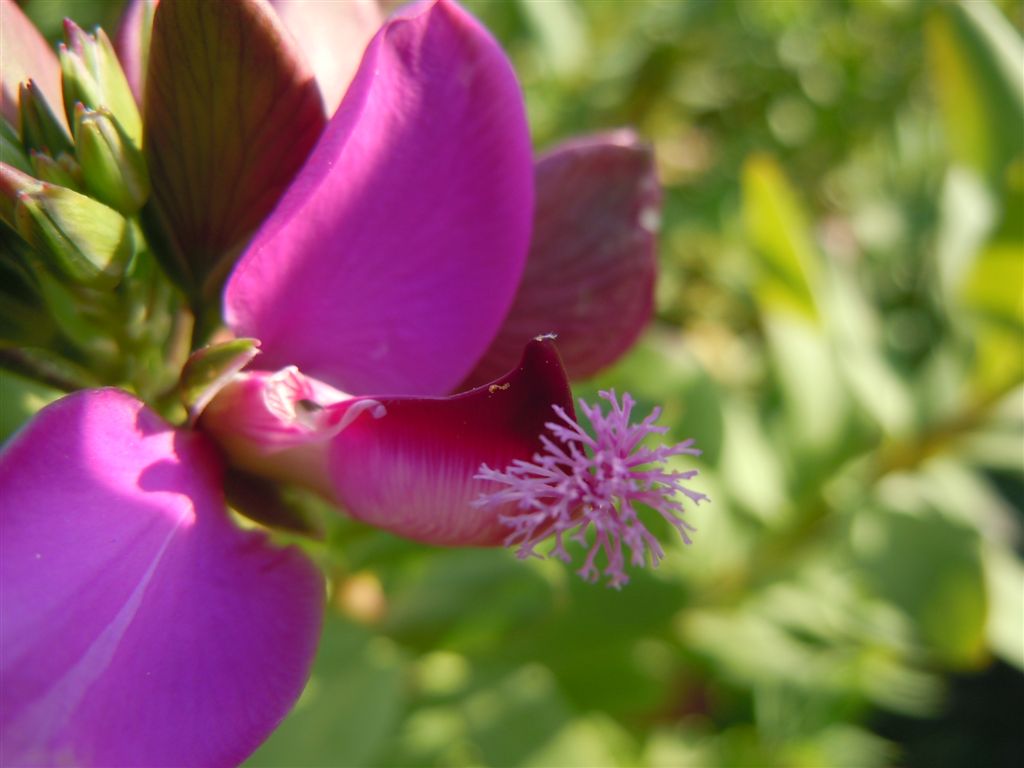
[475,390,707,588]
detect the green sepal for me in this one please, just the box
[179,337,261,424]
[18,80,74,158]
[60,21,142,147]
[74,105,149,214]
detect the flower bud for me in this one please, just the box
[0,119,32,174]
[74,105,149,213]
[59,21,142,146]
[0,162,43,227]
[29,150,83,191]
[2,168,134,289]
[18,80,73,158]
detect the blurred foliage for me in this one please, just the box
[18,0,1024,766]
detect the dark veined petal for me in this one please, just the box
[326,339,574,545]
[224,0,534,397]
[144,0,326,297]
[0,389,324,767]
[464,130,660,387]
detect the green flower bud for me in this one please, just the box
[74,106,149,214]
[0,162,43,227]
[18,80,74,158]
[0,119,32,175]
[2,168,134,289]
[59,21,142,147]
[29,150,83,192]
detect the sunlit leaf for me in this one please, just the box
[763,314,849,454]
[246,617,406,767]
[926,1,1024,180]
[851,505,988,669]
[0,368,62,443]
[742,154,820,321]
[983,544,1024,670]
[824,262,913,435]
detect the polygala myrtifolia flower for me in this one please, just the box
[0,0,705,765]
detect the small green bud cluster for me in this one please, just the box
[1,20,178,402]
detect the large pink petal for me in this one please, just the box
[0,389,324,767]
[225,0,534,397]
[463,131,660,387]
[327,339,574,545]
[270,0,382,116]
[0,0,63,127]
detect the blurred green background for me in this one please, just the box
[20,0,1024,765]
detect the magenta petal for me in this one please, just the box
[0,0,63,127]
[225,0,534,397]
[327,339,573,545]
[0,390,324,767]
[270,0,382,116]
[464,131,660,387]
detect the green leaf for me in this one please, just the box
[245,617,406,767]
[961,241,1024,329]
[742,154,820,321]
[824,262,913,435]
[763,313,848,453]
[926,1,1024,181]
[0,368,62,444]
[851,505,988,669]
[516,0,587,77]
[983,544,1024,670]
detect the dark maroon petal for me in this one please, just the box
[463,130,660,387]
[144,0,326,296]
[327,339,574,545]
[0,389,324,766]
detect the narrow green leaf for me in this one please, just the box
[926,2,1024,180]
[742,154,820,321]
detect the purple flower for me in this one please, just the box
[476,390,708,588]
[0,0,698,764]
